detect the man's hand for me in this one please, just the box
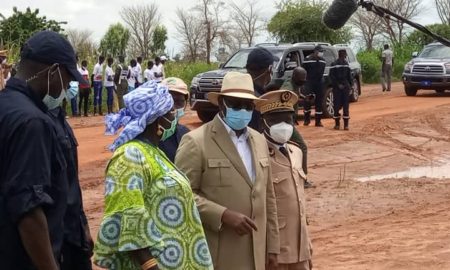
[221,209,258,236]
[266,253,278,270]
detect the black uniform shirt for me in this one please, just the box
[159,124,190,162]
[329,58,353,88]
[302,55,326,82]
[48,107,88,248]
[0,78,68,269]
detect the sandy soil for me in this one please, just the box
[70,82,450,270]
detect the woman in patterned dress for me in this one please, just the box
[94,81,213,270]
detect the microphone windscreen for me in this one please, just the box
[322,0,359,30]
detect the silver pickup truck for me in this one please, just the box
[402,42,450,96]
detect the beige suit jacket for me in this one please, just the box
[269,142,312,264]
[175,115,280,270]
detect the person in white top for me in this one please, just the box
[128,59,137,92]
[92,55,105,115]
[381,44,394,92]
[135,56,143,87]
[151,57,165,83]
[78,60,91,117]
[144,61,155,82]
[104,57,115,114]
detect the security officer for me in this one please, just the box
[302,45,326,127]
[280,67,315,188]
[0,30,85,270]
[258,90,313,270]
[330,49,353,130]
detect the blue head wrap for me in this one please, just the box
[105,80,174,151]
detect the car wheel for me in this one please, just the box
[404,86,418,96]
[197,110,217,123]
[323,87,334,118]
[350,78,360,102]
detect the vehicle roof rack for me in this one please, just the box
[255,43,279,47]
[333,44,349,47]
[292,42,331,47]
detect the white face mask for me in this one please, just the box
[42,67,66,110]
[318,52,324,58]
[266,121,294,144]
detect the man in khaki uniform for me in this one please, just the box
[257,90,313,270]
[175,72,280,270]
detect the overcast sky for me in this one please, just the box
[0,0,441,57]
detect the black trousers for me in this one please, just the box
[304,80,324,115]
[333,84,350,119]
[61,241,92,270]
[78,87,90,116]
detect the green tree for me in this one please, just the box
[99,23,130,58]
[406,23,450,48]
[267,1,352,44]
[0,7,65,47]
[151,25,168,57]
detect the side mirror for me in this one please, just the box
[219,63,224,68]
[285,61,298,70]
[412,52,418,58]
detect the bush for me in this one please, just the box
[164,62,219,86]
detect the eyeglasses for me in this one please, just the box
[223,98,255,111]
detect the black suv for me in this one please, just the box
[190,43,362,122]
[402,42,450,96]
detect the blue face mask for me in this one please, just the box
[223,104,253,131]
[175,108,185,119]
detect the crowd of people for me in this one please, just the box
[0,29,393,270]
[63,53,167,117]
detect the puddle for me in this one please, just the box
[357,158,450,182]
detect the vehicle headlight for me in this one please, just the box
[191,76,200,86]
[445,63,450,72]
[404,63,413,72]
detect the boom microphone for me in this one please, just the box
[322,0,359,30]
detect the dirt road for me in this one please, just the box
[71,82,450,270]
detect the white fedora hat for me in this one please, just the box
[208,72,261,106]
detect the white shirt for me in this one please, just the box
[93,63,103,82]
[128,65,136,86]
[151,64,165,82]
[218,116,255,182]
[104,66,115,87]
[382,49,393,66]
[144,68,155,81]
[135,63,143,84]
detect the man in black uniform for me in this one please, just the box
[302,45,326,127]
[48,107,93,269]
[0,30,85,270]
[330,49,353,131]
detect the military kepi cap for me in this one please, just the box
[20,30,85,83]
[257,90,299,114]
[246,47,278,70]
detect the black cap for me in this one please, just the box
[246,47,277,70]
[20,30,85,83]
[314,45,324,52]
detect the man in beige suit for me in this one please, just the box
[257,90,313,270]
[175,72,280,270]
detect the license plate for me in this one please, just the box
[421,80,432,86]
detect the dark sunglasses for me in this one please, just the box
[223,98,255,111]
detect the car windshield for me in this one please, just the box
[223,48,284,69]
[419,45,450,58]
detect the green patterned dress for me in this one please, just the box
[94,140,213,270]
